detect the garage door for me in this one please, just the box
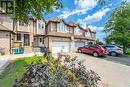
[75,41,85,48]
[52,41,70,53]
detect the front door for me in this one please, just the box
[23,34,30,46]
[38,37,44,47]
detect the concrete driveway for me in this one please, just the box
[70,53,130,87]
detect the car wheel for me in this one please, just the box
[78,49,82,53]
[110,52,117,56]
[93,52,98,57]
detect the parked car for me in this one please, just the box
[78,44,108,57]
[103,45,123,56]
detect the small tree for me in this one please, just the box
[96,39,104,45]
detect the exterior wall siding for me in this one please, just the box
[0,31,11,54]
[0,14,13,31]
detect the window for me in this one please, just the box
[38,23,41,29]
[24,34,30,46]
[89,45,98,48]
[40,38,42,42]
[42,24,44,29]
[52,23,57,31]
[16,33,21,41]
[85,32,91,37]
[74,27,81,35]
[92,33,96,37]
[38,23,44,29]
[84,45,89,48]
[19,21,25,26]
[57,22,68,32]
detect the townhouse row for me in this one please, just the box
[0,14,96,54]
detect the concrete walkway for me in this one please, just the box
[70,53,130,87]
[0,53,43,70]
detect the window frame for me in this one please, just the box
[16,33,21,41]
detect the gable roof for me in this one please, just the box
[46,18,96,33]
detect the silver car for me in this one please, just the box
[104,45,123,56]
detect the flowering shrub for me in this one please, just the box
[13,53,101,87]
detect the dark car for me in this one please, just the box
[78,44,108,57]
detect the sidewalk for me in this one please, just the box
[0,52,43,61]
[0,52,43,71]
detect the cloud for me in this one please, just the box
[59,0,99,19]
[81,24,104,31]
[78,8,110,24]
[59,9,87,19]
[88,25,104,31]
[75,0,99,9]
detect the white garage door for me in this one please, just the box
[52,41,70,53]
[75,41,85,48]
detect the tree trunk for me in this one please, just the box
[123,43,126,54]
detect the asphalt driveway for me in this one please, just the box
[105,56,130,66]
[70,53,130,87]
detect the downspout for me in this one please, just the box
[9,32,11,54]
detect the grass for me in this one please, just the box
[0,55,46,87]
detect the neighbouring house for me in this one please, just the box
[0,14,35,54]
[13,19,34,53]
[0,14,96,54]
[0,14,14,54]
[0,24,14,54]
[45,18,96,53]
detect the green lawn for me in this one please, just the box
[0,56,45,87]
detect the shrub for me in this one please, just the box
[13,53,101,87]
[126,48,130,54]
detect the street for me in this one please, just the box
[70,53,130,87]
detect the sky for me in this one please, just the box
[44,0,124,42]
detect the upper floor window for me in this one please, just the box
[38,23,44,29]
[68,27,73,34]
[85,32,91,37]
[19,21,25,26]
[57,22,68,32]
[74,27,82,35]
[91,33,96,38]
